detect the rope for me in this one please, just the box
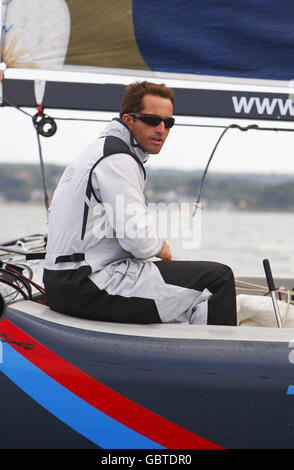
[35,128,50,213]
[236,279,294,297]
[4,263,45,295]
[0,266,32,300]
[236,279,294,326]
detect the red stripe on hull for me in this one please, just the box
[0,317,222,449]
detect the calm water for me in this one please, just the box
[1,203,294,277]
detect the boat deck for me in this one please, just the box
[9,298,294,344]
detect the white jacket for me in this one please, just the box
[45,118,163,272]
[44,118,210,325]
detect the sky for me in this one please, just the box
[1,105,294,175]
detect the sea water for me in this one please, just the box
[1,203,294,278]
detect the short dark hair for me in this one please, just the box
[120,81,174,118]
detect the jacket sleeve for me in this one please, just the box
[92,153,163,259]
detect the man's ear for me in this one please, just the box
[122,113,133,130]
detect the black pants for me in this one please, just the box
[43,260,237,326]
[154,261,237,326]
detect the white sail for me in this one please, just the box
[0,0,70,69]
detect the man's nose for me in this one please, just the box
[155,121,165,132]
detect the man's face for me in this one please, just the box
[123,94,173,154]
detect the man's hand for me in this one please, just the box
[156,240,172,261]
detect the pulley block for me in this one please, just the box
[33,113,57,137]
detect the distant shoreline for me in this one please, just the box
[1,164,294,211]
[0,201,293,214]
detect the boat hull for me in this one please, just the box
[1,300,294,449]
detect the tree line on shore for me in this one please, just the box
[1,163,294,210]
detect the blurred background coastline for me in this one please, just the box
[1,163,294,278]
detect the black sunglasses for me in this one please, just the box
[129,113,175,129]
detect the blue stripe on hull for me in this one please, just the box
[0,340,164,449]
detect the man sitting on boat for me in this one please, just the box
[43,81,237,326]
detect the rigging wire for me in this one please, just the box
[3,97,294,215]
[192,123,294,214]
[3,99,51,214]
[5,97,294,131]
[35,127,50,213]
[194,125,230,209]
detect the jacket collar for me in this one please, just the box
[100,118,150,164]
